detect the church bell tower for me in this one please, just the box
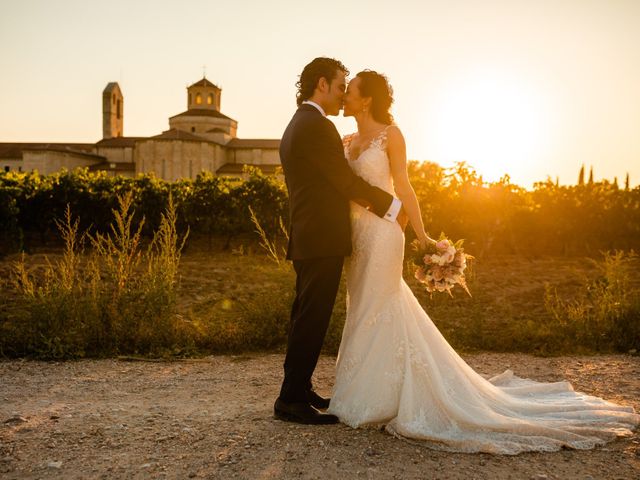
[187,78,221,111]
[102,82,123,139]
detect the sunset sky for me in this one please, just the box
[1,0,639,188]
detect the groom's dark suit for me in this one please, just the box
[278,103,394,404]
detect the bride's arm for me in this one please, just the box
[387,126,435,248]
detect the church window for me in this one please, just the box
[196,93,202,105]
[116,100,122,120]
[189,93,192,105]
[191,127,196,133]
[207,94,213,105]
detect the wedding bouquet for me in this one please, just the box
[411,235,473,297]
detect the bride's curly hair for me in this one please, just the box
[357,70,394,125]
[296,57,349,106]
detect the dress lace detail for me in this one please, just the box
[327,130,640,454]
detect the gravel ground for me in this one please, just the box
[1,353,638,480]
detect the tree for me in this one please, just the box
[588,166,594,185]
[578,165,585,186]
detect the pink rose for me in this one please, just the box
[441,250,455,264]
[436,239,450,251]
[415,267,426,282]
[431,266,444,281]
[454,252,467,268]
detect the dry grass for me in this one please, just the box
[2,237,639,358]
[0,193,191,358]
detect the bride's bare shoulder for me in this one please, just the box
[386,125,406,146]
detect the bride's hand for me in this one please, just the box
[418,233,437,250]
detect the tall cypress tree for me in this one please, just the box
[588,166,594,185]
[578,164,585,185]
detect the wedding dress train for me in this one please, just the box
[326,128,639,454]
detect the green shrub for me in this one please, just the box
[2,193,191,359]
[3,163,640,257]
[0,167,289,253]
[543,250,639,353]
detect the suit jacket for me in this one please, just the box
[280,104,394,260]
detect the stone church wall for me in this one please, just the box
[227,148,280,166]
[22,150,100,175]
[135,139,223,181]
[94,146,134,164]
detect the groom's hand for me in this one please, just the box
[397,207,409,231]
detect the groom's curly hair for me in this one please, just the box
[296,57,349,106]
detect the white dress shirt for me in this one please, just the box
[301,101,403,223]
[302,100,326,117]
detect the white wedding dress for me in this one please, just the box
[326,128,639,454]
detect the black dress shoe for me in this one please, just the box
[274,398,339,425]
[307,390,330,410]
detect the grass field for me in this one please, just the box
[1,237,639,358]
[173,245,629,354]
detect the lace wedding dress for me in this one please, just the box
[326,127,639,454]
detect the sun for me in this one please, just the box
[429,71,549,184]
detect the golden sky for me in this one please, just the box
[1,0,639,187]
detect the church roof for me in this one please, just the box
[216,163,281,175]
[170,108,236,122]
[188,78,220,89]
[102,82,121,94]
[96,137,144,148]
[226,139,280,149]
[151,129,207,141]
[0,143,94,159]
[21,146,106,161]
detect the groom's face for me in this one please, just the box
[324,70,347,116]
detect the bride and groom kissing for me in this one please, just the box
[274,57,638,454]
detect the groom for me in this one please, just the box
[275,57,405,424]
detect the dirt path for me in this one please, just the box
[1,353,638,479]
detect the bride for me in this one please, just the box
[326,70,639,454]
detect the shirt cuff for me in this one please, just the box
[383,198,402,222]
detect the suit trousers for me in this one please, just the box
[279,256,344,403]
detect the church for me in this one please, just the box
[0,78,281,180]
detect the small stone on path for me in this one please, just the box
[3,415,27,425]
